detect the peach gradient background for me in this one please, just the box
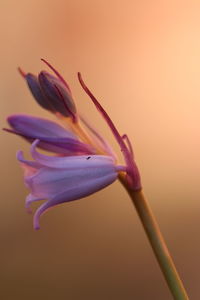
[1,1,200,299]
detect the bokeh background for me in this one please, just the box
[1,0,200,299]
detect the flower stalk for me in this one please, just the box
[119,173,189,300]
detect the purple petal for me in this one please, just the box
[26,156,117,198]
[25,194,44,213]
[7,129,95,154]
[7,114,76,139]
[17,150,41,168]
[7,115,94,154]
[17,150,43,190]
[33,171,118,230]
[17,151,41,179]
[19,143,125,229]
[34,137,95,154]
[31,140,114,169]
[24,142,119,201]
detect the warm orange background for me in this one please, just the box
[1,1,200,299]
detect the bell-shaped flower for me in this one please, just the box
[18,140,126,230]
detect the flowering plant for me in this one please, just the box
[5,59,189,300]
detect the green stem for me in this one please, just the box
[119,174,189,300]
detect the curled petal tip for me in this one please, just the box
[16,150,23,161]
[32,139,40,146]
[30,139,40,153]
[34,220,40,230]
[33,202,49,230]
[34,223,40,230]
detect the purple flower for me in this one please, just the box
[6,59,141,229]
[18,140,125,230]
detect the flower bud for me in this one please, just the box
[25,71,76,120]
[38,71,76,118]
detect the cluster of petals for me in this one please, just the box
[6,59,141,229]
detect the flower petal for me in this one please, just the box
[25,194,44,213]
[7,115,95,154]
[26,162,117,197]
[7,114,76,139]
[7,129,95,154]
[34,137,95,154]
[17,150,41,168]
[33,171,118,230]
[17,150,41,178]
[31,140,114,169]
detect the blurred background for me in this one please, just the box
[1,0,200,299]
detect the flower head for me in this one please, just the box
[6,59,141,229]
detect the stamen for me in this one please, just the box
[80,115,117,159]
[122,134,134,157]
[77,73,129,158]
[53,84,77,123]
[41,58,72,94]
[70,121,102,151]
